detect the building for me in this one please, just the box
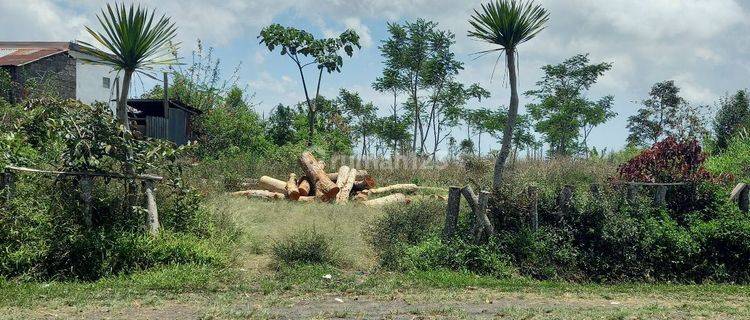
[127,99,202,146]
[0,42,116,111]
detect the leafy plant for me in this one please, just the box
[78,2,179,131]
[468,0,550,190]
[617,137,711,183]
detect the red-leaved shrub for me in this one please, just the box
[618,137,711,183]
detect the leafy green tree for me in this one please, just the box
[373,68,408,155]
[627,80,708,146]
[713,90,750,150]
[378,19,463,154]
[337,90,377,157]
[468,0,550,190]
[267,104,299,146]
[259,24,360,145]
[525,54,616,156]
[431,83,490,158]
[79,3,179,131]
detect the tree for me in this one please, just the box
[468,0,550,190]
[525,54,616,156]
[627,80,708,146]
[259,24,360,146]
[267,104,299,146]
[78,3,179,131]
[378,20,463,154]
[373,68,407,156]
[433,83,490,158]
[337,89,377,157]
[713,90,750,150]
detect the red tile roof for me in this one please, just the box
[0,42,73,66]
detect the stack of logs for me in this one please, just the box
[231,152,416,207]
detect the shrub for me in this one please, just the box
[0,98,232,280]
[365,200,444,268]
[705,134,750,180]
[271,229,339,266]
[398,237,516,278]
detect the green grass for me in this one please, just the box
[2,197,750,319]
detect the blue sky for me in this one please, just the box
[2,0,749,155]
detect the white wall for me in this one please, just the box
[69,50,117,114]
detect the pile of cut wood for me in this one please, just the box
[231,152,418,206]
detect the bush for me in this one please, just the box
[398,237,516,278]
[365,200,444,268]
[706,134,750,180]
[0,98,233,280]
[271,229,339,266]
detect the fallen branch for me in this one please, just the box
[366,184,418,195]
[363,193,411,207]
[230,189,285,199]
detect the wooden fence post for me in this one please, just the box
[731,183,749,213]
[443,186,461,241]
[528,186,539,231]
[653,185,668,207]
[80,174,93,227]
[144,180,160,236]
[626,184,638,203]
[557,185,574,219]
[461,186,479,235]
[3,169,14,203]
[474,191,494,242]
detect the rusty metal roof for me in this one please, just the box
[0,42,73,67]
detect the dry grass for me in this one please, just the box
[207,196,382,270]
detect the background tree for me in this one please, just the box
[431,83,489,158]
[525,54,615,156]
[373,68,408,156]
[337,90,377,157]
[713,90,750,150]
[378,20,463,154]
[78,3,179,131]
[627,80,707,146]
[468,0,550,190]
[267,104,299,146]
[259,24,360,145]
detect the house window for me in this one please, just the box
[102,77,110,89]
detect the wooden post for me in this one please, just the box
[590,184,600,197]
[460,185,479,213]
[80,174,93,227]
[443,186,461,241]
[626,184,638,203]
[528,186,538,231]
[558,185,574,218]
[731,183,749,212]
[4,169,13,202]
[653,185,668,207]
[474,191,494,242]
[144,180,160,236]
[163,72,169,118]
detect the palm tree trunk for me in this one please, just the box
[117,70,133,132]
[493,51,519,191]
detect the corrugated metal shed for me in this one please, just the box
[0,42,71,66]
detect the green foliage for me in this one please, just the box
[705,134,750,180]
[398,237,516,278]
[77,3,178,72]
[365,200,445,268]
[0,98,232,280]
[713,90,750,151]
[271,229,339,266]
[525,54,616,156]
[468,0,550,53]
[627,81,709,147]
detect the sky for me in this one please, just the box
[1,0,749,154]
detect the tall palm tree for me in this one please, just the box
[78,3,179,131]
[468,0,549,190]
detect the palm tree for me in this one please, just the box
[468,0,549,190]
[78,3,179,131]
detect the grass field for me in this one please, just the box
[2,197,749,319]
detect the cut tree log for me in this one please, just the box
[362,193,411,207]
[328,170,369,181]
[366,184,418,195]
[259,176,287,194]
[286,173,300,201]
[352,176,377,192]
[336,168,357,204]
[299,152,339,200]
[297,177,311,196]
[335,166,351,190]
[230,189,285,199]
[353,192,369,202]
[298,196,317,202]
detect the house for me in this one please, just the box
[0,42,116,111]
[127,99,201,146]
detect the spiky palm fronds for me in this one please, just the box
[468,0,549,54]
[77,3,179,72]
